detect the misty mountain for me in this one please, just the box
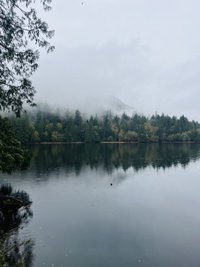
[74,96,136,115]
[35,96,136,116]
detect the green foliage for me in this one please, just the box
[8,110,200,144]
[125,130,138,142]
[0,0,54,116]
[0,0,54,172]
[0,116,31,172]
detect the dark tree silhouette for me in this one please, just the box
[0,0,54,116]
[0,0,54,173]
[0,116,31,172]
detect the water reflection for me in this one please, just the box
[1,144,200,267]
[0,231,34,267]
[31,143,200,175]
[0,184,34,266]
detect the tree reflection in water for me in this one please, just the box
[0,184,34,267]
[31,143,200,176]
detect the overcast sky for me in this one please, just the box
[33,0,200,120]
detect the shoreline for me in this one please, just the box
[33,141,197,145]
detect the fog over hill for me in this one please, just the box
[36,96,136,116]
[68,96,136,116]
[32,0,200,122]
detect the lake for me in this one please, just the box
[1,143,200,267]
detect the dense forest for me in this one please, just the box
[8,109,200,143]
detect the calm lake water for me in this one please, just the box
[1,143,200,267]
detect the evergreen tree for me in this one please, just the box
[0,116,30,172]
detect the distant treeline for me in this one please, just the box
[9,110,200,143]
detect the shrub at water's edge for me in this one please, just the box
[0,183,32,236]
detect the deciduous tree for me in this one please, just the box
[0,0,54,116]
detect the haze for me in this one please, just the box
[33,0,200,120]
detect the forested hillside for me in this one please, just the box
[9,110,200,143]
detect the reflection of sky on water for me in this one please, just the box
[2,143,200,181]
[0,189,34,266]
[0,228,35,267]
[1,144,200,266]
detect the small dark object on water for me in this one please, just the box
[110,183,112,186]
